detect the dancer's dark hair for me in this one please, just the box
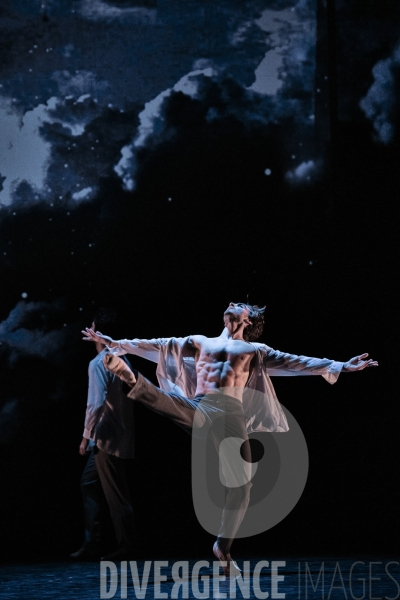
[243,303,266,342]
[93,308,118,338]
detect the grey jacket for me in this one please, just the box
[83,349,135,458]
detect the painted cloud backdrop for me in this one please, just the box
[0,0,318,208]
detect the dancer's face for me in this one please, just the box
[223,303,252,330]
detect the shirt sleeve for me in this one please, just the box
[258,344,344,384]
[112,337,171,363]
[83,360,112,439]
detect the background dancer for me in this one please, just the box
[72,309,136,561]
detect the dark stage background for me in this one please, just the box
[0,0,398,563]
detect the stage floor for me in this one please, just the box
[1,557,397,599]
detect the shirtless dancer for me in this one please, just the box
[83,302,378,571]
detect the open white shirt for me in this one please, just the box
[113,337,343,433]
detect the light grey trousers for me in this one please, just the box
[127,372,252,554]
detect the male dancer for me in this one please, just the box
[72,310,135,561]
[83,302,378,571]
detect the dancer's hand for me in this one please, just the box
[343,353,378,372]
[82,327,114,347]
[79,438,89,455]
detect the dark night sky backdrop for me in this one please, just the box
[0,0,398,562]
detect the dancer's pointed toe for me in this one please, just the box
[213,541,241,577]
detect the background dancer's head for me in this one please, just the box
[92,308,118,353]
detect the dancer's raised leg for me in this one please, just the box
[103,355,199,435]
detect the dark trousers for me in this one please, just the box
[127,372,252,554]
[81,446,135,550]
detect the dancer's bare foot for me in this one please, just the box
[103,354,136,387]
[213,541,241,577]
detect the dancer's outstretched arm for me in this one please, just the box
[257,345,378,384]
[82,327,171,363]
